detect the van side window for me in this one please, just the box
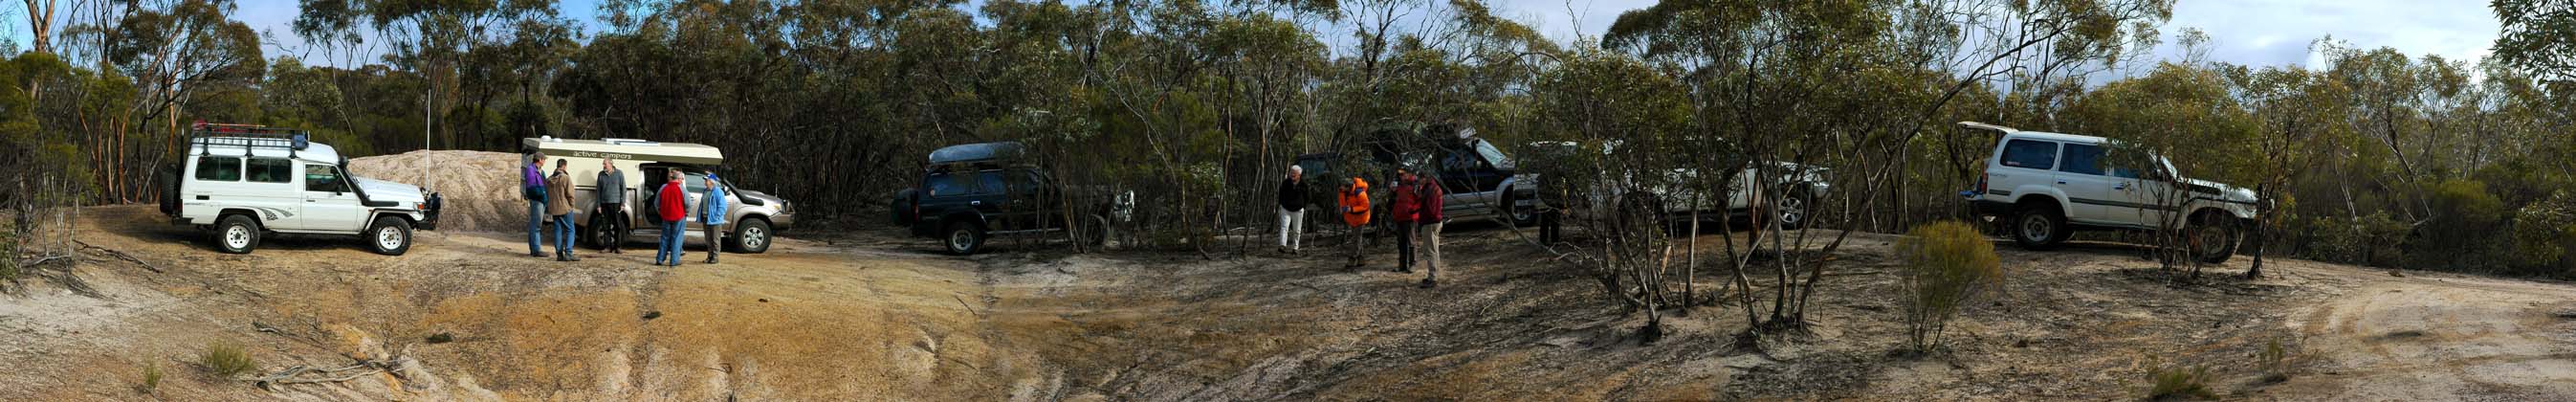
[194,156,242,181]
[927,173,964,197]
[305,165,345,192]
[2058,144,2105,175]
[976,172,1007,194]
[247,158,294,184]
[1999,140,2059,170]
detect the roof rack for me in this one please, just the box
[189,122,309,158]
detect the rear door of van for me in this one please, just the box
[1989,138,2062,205]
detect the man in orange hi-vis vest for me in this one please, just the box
[1339,176,1372,269]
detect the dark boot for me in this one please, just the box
[1418,278,1437,288]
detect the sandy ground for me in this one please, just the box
[346,150,526,233]
[4,205,2576,400]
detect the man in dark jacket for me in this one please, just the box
[1416,171,1446,288]
[1390,167,1420,274]
[1276,166,1306,255]
[524,153,547,257]
[594,160,627,254]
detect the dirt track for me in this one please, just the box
[4,205,2576,400]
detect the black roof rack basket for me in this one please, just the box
[188,123,310,158]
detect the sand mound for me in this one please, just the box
[349,149,529,233]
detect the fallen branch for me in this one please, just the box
[250,359,406,391]
[76,240,162,273]
[953,295,979,317]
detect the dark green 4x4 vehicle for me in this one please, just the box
[891,142,1125,255]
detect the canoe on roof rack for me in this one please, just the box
[520,137,725,167]
[929,142,1027,166]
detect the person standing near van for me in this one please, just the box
[654,169,689,266]
[1276,166,1306,255]
[523,152,548,257]
[1388,167,1420,274]
[594,160,627,254]
[547,159,579,261]
[701,173,730,264]
[1415,171,1446,288]
[1338,176,1372,269]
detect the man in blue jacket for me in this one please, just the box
[701,173,730,264]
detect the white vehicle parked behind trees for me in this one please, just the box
[1960,122,2257,263]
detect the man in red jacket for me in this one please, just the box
[653,169,690,266]
[1416,170,1446,288]
[1389,167,1420,274]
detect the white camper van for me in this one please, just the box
[522,137,796,254]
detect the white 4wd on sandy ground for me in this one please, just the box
[1959,122,2257,263]
[161,124,441,256]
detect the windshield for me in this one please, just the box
[1473,140,1513,169]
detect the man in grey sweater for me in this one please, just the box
[594,160,629,254]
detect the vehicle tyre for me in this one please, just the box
[585,215,623,250]
[156,165,182,215]
[213,214,261,254]
[366,215,413,256]
[1775,186,1816,231]
[2188,213,2239,264]
[1078,214,1111,247]
[943,222,985,256]
[1616,193,1673,239]
[1505,191,1540,227]
[2012,205,2068,251]
[731,218,774,254]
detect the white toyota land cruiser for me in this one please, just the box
[158,123,442,255]
[1959,122,2257,262]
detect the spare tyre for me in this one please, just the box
[157,164,182,215]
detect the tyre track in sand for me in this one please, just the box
[2279,266,2576,401]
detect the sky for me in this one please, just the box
[27,0,2507,74]
[1481,0,2503,70]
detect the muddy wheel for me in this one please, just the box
[366,216,413,256]
[943,222,985,255]
[2188,213,2239,264]
[2013,204,2067,251]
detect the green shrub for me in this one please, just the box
[2509,191,2576,277]
[1,221,16,280]
[138,362,163,393]
[1895,220,2003,354]
[2410,179,2508,270]
[199,342,255,378]
[2256,338,2290,383]
[2143,357,2216,400]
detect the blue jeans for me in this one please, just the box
[655,221,685,265]
[553,214,577,256]
[526,200,546,255]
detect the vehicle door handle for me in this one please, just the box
[2056,180,2068,185]
[2114,182,2128,190]
[971,201,983,206]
